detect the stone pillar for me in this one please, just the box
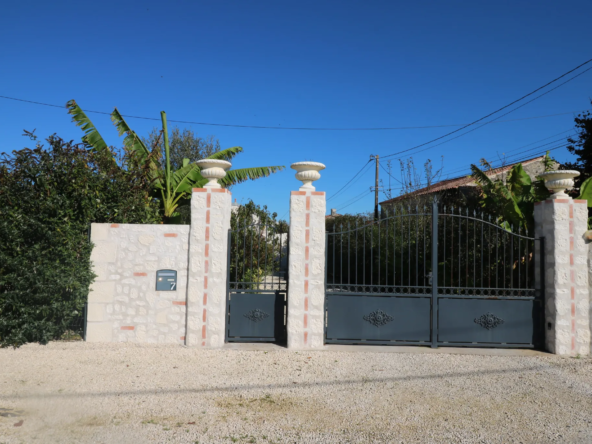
[535,198,590,355]
[185,160,232,347]
[287,162,326,349]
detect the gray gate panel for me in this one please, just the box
[227,292,283,340]
[326,295,431,342]
[438,298,537,345]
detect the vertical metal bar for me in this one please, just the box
[524,230,536,288]
[400,208,403,286]
[378,213,381,287]
[355,219,358,287]
[416,208,419,287]
[226,229,232,342]
[257,223,262,290]
[408,208,411,287]
[480,212,483,289]
[518,227,521,290]
[348,222,351,287]
[242,221,246,284]
[394,207,398,285]
[371,219,374,287]
[385,214,389,288]
[458,208,461,289]
[333,224,336,288]
[250,222,254,285]
[450,209,454,287]
[443,209,446,287]
[511,225,514,289]
[363,222,366,289]
[473,211,476,288]
[496,224,499,289]
[325,232,329,293]
[423,208,426,287]
[340,224,343,287]
[431,199,439,348]
[503,227,507,291]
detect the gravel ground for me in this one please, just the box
[1,342,592,444]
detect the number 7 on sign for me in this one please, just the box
[170,282,176,290]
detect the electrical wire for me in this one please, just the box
[380,58,592,159]
[326,161,373,201]
[337,190,373,211]
[0,94,588,131]
[381,67,592,160]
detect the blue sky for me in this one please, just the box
[1,0,591,220]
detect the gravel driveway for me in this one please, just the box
[1,342,591,444]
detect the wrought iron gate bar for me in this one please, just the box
[324,200,544,349]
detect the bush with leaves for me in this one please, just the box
[0,136,161,347]
[229,201,289,287]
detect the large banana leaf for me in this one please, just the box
[506,164,531,204]
[577,176,592,207]
[171,163,204,195]
[110,109,151,162]
[66,100,109,154]
[207,146,243,162]
[219,166,285,187]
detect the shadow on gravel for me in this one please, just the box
[3,364,547,400]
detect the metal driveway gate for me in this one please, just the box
[324,201,544,349]
[225,220,289,343]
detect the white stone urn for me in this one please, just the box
[195,159,232,188]
[291,161,326,191]
[539,170,580,199]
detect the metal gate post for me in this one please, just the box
[431,199,439,348]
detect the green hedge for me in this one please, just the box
[0,136,161,347]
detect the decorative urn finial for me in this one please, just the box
[195,159,232,188]
[539,170,580,200]
[290,161,326,191]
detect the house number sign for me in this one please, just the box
[156,269,177,291]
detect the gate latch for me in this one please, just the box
[426,272,432,285]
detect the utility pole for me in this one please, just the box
[371,155,380,220]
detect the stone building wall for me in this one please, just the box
[86,223,190,343]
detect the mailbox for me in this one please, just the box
[156,269,177,291]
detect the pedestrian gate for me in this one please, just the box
[225,221,288,343]
[324,202,544,348]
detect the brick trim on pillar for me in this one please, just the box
[535,198,590,355]
[185,188,232,347]
[287,190,326,348]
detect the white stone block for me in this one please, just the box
[90,242,118,263]
[86,323,113,342]
[88,281,116,303]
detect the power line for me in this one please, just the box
[0,94,588,131]
[337,191,373,211]
[326,161,373,201]
[380,58,592,159]
[382,67,592,160]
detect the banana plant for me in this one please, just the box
[470,153,552,232]
[67,100,285,222]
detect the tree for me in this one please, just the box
[0,136,160,347]
[562,104,592,191]
[470,154,553,233]
[142,126,221,171]
[67,100,285,223]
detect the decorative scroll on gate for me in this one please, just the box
[324,200,544,349]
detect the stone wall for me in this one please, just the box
[535,199,590,355]
[287,190,326,349]
[86,223,190,343]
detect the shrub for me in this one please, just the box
[0,136,161,347]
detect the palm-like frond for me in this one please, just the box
[219,166,285,187]
[111,108,151,161]
[66,100,109,154]
[470,164,495,191]
[172,163,203,195]
[506,164,531,204]
[207,146,243,162]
